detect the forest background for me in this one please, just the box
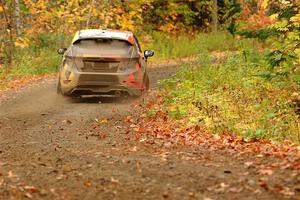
[1,0,300,143]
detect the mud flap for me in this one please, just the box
[144,74,150,91]
[56,77,62,94]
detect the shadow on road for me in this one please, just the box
[67,96,137,104]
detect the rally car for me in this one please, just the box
[56,29,154,97]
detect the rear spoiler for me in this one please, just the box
[72,30,135,45]
[72,37,134,46]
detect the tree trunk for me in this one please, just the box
[211,0,218,32]
[0,0,14,67]
[14,0,21,36]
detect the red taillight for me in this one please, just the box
[128,73,136,83]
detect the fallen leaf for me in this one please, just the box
[188,192,195,197]
[110,177,120,184]
[100,119,108,124]
[84,181,92,187]
[292,162,300,170]
[258,169,274,176]
[24,186,39,193]
[220,182,229,188]
[203,198,214,200]
[279,187,295,196]
[228,187,243,193]
[162,192,169,198]
[131,146,137,152]
[258,181,269,190]
[244,161,254,168]
[62,119,72,124]
[7,171,17,178]
[25,192,33,199]
[125,116,133,123]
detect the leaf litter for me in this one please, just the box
[117,91,300,198]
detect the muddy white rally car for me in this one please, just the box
[57,29,154,97]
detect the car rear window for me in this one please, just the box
[72,39,136,57]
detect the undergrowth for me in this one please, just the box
[0,31,252,80]
[143,31,254,61]
[0,33,69,80]
[160,48,300,143]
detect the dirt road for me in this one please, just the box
[0,65,299,200]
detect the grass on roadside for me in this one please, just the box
[143,31,255,61]
[159,47,300,143]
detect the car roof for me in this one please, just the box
[72,29,135,45]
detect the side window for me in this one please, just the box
[134,35,142,53]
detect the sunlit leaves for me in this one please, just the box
[14,37,30,48]
[271,20,290,32]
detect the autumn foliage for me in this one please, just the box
[238,0,273,30]
[0,0,240,68]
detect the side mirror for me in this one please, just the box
[144,50,154,59]
[57,48,67,55]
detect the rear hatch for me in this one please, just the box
[68,39,138,73]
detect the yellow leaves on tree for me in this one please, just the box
[291,13,300,26]
[261,0,269,9]
[116,5,142,31]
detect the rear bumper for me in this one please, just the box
[60,71,144,96]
